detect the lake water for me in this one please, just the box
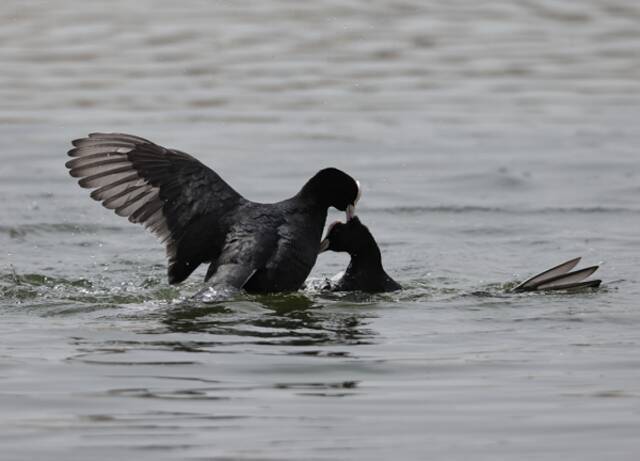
[1,1,640,459]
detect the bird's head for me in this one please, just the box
[302,168,360,221]
[319,216,373,255]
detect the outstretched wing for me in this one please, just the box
[66,133,247,284]
[534,279,602,291]
[534,266,599,290]
[513,257,580,292]
[513,257,600,293]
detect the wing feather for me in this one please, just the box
[78,167,135,188]
[67,133,246,284]
[536,266,599,290]
[513,257,581,292]
[101,185,148,209]
[513,258,601,293]
[90,174,143,200]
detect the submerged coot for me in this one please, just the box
[66,133,360,293]
[319,216,400,293]
[316,215,599,294]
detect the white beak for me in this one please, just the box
[346,179,361,221]
[346,204,356,221]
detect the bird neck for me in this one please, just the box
[347,241,384,272]
[297,175,332,209]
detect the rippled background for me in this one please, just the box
[2,1,640,459]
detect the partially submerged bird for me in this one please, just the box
[318,216,601,294]
[512,257,601,292]
[66,133,360,293]
[319,216,400,293]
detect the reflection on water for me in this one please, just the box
[156,295,375,347]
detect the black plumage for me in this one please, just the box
[320,217,400,293]
[66,133,360,293]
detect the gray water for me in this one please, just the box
[2,1,640,459]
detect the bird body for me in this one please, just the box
[332,251,401,293]
[206,197,328,292]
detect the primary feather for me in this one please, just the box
[67,133,248,284]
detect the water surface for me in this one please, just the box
[1,1,640,460]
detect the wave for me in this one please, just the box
[0,222,126,237]
[0,269,180,307]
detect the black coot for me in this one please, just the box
[319,216,400,293]
[66,133,360,293]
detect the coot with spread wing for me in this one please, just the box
[66,133,360,293]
